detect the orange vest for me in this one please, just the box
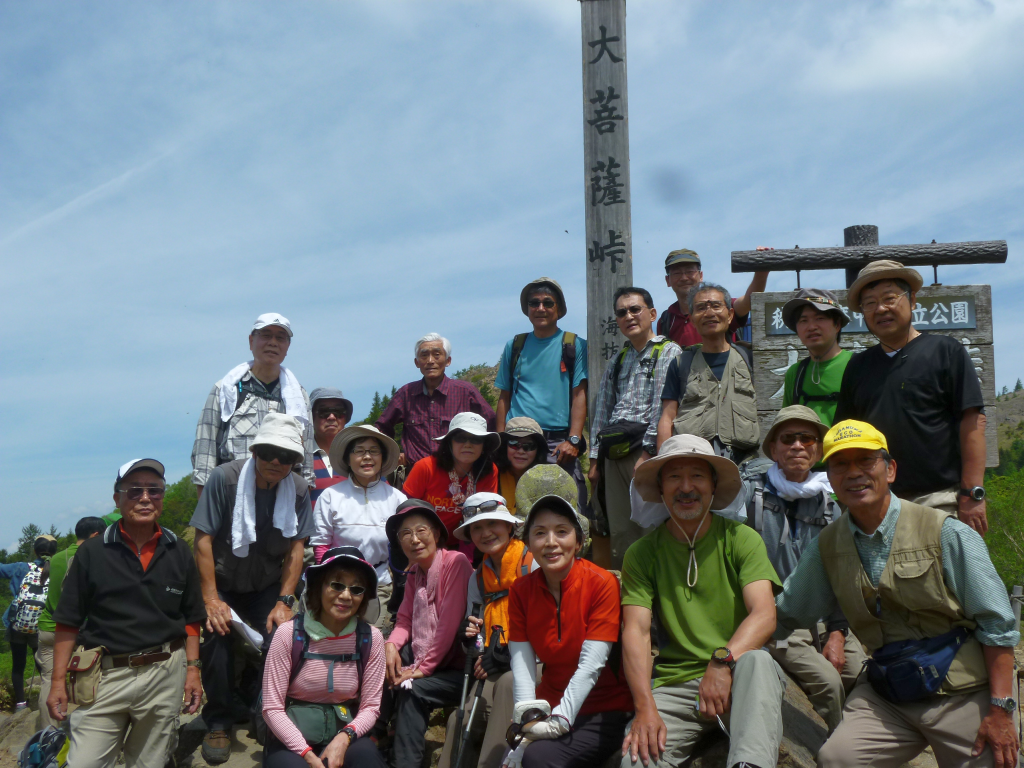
[477,539,532,647]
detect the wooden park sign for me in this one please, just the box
[733,225,1007,466]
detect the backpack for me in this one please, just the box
[739,459,776,532]
[790,356,839,406]
[508,331,578,417]
[252,612,373,746]
[12,563,48,635]
[17,726,66,768]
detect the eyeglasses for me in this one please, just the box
[507,438,539,452]
[351,448,382,459]
[614,304,647,318]
[120,486,166,501]
[528,299,556,309]
[398,525,435,543]
[828,455,885,473]
[860,292,909,314]
[463,500,503,518]
[326,581,367,597]
[255,446,301,465]
[314,408,348,419]
[505,708,550,750]
[693,300,727,314]
[451,433,485,446]
[778,432,819,447]
[254,331,290,343]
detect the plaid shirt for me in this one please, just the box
[190,371,316,487]
[775,494,1020,648]
[374,375,496,466]
[589,335,682,459]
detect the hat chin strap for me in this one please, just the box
[670,507,711,588]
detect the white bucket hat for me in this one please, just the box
[453,492,521,540]
[250,413,305,460]
[329,425,401,478]
[251,312,293,337]
[434,412,501,453]
[633,434,742,509]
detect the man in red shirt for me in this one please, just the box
[657,249,769,347]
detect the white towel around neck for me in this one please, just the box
[217,361,308,424]
[231,457,299,557]
[766,464,832,501]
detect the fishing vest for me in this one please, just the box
[672,347,760,451]
[817,500,988,694]
[477,539,532,647]
[211,459,308,594]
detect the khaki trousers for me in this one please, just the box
[35,631,57,731]
[617,649,786,768]
[68,646,186,768]
[818,683,1019,767]
[766,626,867,734]
[438,669,517,768]
[908,487,959,516]
[600,448,646,570]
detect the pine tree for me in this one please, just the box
[1015,379,1023,392]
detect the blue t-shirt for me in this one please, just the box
[495,331,588,432]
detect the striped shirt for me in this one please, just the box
[588,335,682,458]
[262,618,385,754]
[311,449,345,505]
[775,494,1020,648]
[191,371,317,487]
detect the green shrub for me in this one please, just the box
[984,469,1024,591]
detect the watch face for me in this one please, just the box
[712,648,731,662]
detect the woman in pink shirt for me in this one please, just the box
[262,547,386,768]
[384,499,474,768]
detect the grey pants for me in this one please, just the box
[618,649,786,768]
[544,434,593,523]
[438,669,516,768]
[597,448,646,570]
[391,667,465,768]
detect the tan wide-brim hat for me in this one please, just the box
[633,434,742,508]
[761,405,829,460]
[847,260,924,313]
[519,277,567,319]
[329,425,401,478]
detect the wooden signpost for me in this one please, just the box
[733,225,1007,465]
[580,0,633,411]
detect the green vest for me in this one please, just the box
[672,347,760,451]
[817,500,988,694]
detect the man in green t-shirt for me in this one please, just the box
[34,516,106,729]
[618,435,784,768]
[781,289,851,427]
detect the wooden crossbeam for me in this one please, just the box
[732,240,1007,273]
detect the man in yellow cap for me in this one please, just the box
[774,420,1019,767]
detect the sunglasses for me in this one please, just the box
[451,433,485,446]
[614,304,647,318]
[506,438,540,451]
[255,446,301,465]
[528,299,556,309]
[314,408,348,419]
[463,500,503,518]
[506,708,550,750]
[120,486,166,501]
[778,432,819,447]
[326,581,366,597]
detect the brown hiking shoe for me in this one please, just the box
[201,730,231,764]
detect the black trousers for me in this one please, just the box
[264,735,386,767]
[7,628,38,704]
[200,583,280,731]
[390,654,465,768]
[522,711,633,768]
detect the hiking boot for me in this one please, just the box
[201,730,231,764]
[14,702,27,712]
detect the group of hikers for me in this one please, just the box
[6,250,1020,768]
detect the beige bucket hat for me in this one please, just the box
[251,413,305,459]
[633,434,742,508]
[760,405,828,460]
[847,260,924,312]
[520,277,567,319]
[329,425,401,478]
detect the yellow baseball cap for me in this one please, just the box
[822,420,888,462]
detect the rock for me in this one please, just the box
[0,707,41,758]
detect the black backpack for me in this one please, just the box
[508,331,578,416]
[790,356,840,407]
[252,613,373,746]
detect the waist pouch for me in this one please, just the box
[865,626,969,703]
[597,422,647,461]
[285,699,356,745]
[67,646,106,706]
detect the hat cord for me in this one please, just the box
[675,508,710,588]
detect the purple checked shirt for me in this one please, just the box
[375,376,497,465]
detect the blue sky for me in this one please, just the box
[2,0,1022,543]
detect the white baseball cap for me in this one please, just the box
[115,458,166,491]
[252,312,293,337]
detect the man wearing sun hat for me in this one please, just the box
[189,413,315,763]
[780,288,852,427]
[192,312,317,498]
[775,419,1019,767]
[737,405,865,734]
[619,435,785,768]
[835,261,989,535]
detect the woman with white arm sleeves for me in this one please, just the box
[502,466,634,768]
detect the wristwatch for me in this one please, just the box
[711,647,736,671]
[278,595,296,609]
[990,696,1017,714]
[568,435,581,447]
[186,659,202,669]
[958,486,986,501]
[341,726,357,745]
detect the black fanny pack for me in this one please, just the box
[597,422,647,461]
[865,626,969,703]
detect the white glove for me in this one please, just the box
[521,716,569,740]
[502,744,526,768]
[399,678,414,690]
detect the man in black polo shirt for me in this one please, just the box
[835,260,988,534]
[47,458,205,768]
[189,412,315,763]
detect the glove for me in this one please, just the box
[399,678,413,690]
[458,617,477,651]
[521,717,569,740]
[502,744,526,768]
[480,642,512,677]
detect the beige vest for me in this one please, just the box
[672,347,760,450]
[817,499,988,694]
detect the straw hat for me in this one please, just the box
[329,425,401,478]
[633,434,742,508]
[846,260,923,313]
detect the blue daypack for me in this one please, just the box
[18,726,66,768]
[864,626,970,703]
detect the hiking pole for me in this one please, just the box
[452,603,482,768]
[455,625,503,768]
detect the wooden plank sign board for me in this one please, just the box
[751,285,997,466]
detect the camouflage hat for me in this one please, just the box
[514,464,591,553]
[665,249,701,269]
[781,288,849,331]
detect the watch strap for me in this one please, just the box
[990,696,1016,713]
